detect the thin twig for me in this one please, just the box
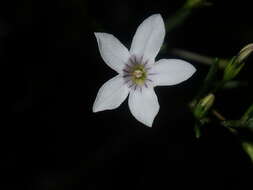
[170,48,229,68]
[212,109,226,121]
[171,48,214,65]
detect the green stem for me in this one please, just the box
[212,80,226,93]
[212,109,226,121]
[170,48,229,68]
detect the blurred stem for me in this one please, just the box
[165,5,192,32]
[165,0,211,33]
[170,48,228,68]
[211,111,240,135]
[222,80,248,90]
[212,109,226,121]
[212,80,226,93]
[221,120,246,128]
[171,48,214,65]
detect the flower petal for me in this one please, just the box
[151,59,196,86]
[95,33,130,73]
[130,14,165,62]
[128,88,159,127]
[93,75,130,112]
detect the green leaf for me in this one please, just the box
[241,141,253,163]
[195,58,219,100]
[241,103,253,123]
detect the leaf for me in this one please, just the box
[241,141,253,163]
[241,103,253,123]
[195,58,219,100]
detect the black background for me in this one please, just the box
[0,0,253,189]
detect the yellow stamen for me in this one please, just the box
[133,70,143,78]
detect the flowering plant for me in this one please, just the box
[93,14,195,127]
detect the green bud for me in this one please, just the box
[194,94,215,119]
[237,43,253,63]
[223,44,253,81]
[223,56,244,81]
[241,141,253,163]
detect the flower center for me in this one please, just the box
[131,65,147,85]
[123,55,153,90]
[133,69,143,78]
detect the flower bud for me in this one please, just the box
[237,43,253,63]
[223,57,244,81]
[223,44,253,81]
[194,94,215,119]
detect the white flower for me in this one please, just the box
[93,14,196,127]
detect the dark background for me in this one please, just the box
[0,0,253,189]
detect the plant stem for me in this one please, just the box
[170,48,228,68]
[212,109,226,121]
[170,48,214,65]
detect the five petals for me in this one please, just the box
[93,14,196,127]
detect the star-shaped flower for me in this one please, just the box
[93,14,196,127]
